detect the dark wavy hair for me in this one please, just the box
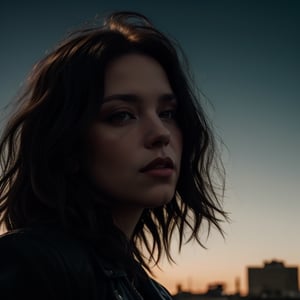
[0,12,227,274]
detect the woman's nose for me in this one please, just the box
[143,116,171,149]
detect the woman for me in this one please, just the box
[0,11,227,299]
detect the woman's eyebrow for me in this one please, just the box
[102,94,139,103]
[160,93,177,103]
[102,93,177,104]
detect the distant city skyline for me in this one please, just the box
[156,257,299,295]
[1,0,299,295]
[173,259,299,297]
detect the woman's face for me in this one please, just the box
[88,54,182,210]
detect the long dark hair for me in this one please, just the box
[0,11,227,273]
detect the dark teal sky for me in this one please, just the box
[1,0,299,293]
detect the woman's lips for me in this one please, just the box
[140,157,174,177]
[141,168,174,177]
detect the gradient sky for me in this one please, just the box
[1,0,299,295]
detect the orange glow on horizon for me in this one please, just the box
[153,259,300,297]
[153,268,248,296]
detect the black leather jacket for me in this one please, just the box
[0,225,173,300]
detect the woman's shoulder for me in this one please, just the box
[0,226,54,259]
[0,223,105,279]
[0,224,86,261]
[0,224,108,299]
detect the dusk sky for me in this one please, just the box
[1,0,299,295]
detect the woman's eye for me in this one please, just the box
[159,110,176,120]
[107,111,135,124]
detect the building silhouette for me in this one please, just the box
[173,282,227,300]
[248,260,299,298]
[173,259,300,300]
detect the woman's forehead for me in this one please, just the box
[103,54,174,102]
